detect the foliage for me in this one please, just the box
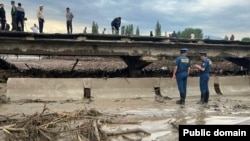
[136,26,140,36]
[176,28,203,39]
[92,21,99,34]
[121,25,125,35]
[241,37,250,42]
[155,21,161,36]
[121,24,134,35]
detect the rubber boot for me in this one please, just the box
[181,93,186,105]
[176,93,183,104]
[197,93,205,104]
[176,99,182,104]
[204,92,209,103]
[176,93,185,105]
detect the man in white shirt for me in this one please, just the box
[190,33,195,40]
[30,23,39,33]
[37,5,44,33]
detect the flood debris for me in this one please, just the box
[0,56,247,80]
[14,99,56,105]
[154,87,172,103]
[0,104,105,141]
[0,104,152,141]
[214,77,223,95]
[0,95,10,104]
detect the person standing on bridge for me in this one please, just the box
[11,1,17,31]
[172,48,191,105]
[195,52,212,104]
[66,7,74,34]
[16,3,25,31]
[0,3,6,30]
[37,5,44,33]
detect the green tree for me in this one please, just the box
[136,26,140,36]
[177,28,203,39]
[129,24,133,35]
[121,25,125,35]
[91,21,99,34]
[155,21,161,36]
[177,31,181,37]
[124,24,134,35]
[242,37,250,42]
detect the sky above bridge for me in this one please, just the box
[2,0,250,40]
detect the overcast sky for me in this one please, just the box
[2,0,250,40]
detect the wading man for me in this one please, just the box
[172,48,191,105]
[195,52,211,104]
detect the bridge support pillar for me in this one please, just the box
[121,56,152,77]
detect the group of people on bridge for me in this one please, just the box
[1,1,122,35]
[0,1,42,33]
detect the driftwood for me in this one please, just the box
[0,104,152,141]
[107,121,141,125]
[93,120,101,141]
[105,128,150,136]
[122,135,142,141]
[0,104,107,140]
[14,99,56,105]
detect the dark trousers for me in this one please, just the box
[199,74,209,94]
[16,18,24,31]
[11,16,17,31]
[67,20,72,34]
[39,19,44,33]
[176,72,188,94]
[1,20,6,30]
[111,26,119,34]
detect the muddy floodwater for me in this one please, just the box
[1,91,250,141]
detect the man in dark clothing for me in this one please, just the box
[0,3,6,30]
[111,17,121,35]
[195,52,212,104]
[172,31,177,38]
[172,48,191,106]
[66,7,74,34]
[16,3,25,31]
[11,1,17,31]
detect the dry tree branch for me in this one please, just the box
[105,128,151,136]
[93,120,101,141]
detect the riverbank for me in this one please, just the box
[1,92,250,140]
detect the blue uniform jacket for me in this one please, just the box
[199,58,211,75]
[175,55,190,74]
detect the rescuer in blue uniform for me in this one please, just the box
[195,52,212,104]
[173,48,191,105]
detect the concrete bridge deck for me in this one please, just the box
[0,32,250,58]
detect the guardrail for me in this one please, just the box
[1,31,250,46]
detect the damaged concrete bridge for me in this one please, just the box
[0,32,250,76]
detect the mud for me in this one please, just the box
[1,92,250,141]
